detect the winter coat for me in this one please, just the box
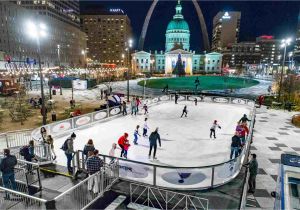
[123,140,130,151]
[83,144,95,155]
[0,155,17,174]
[65,139,74,154]
[118,136,126,146]
[249,159,258,176]
[231,135,241,148]
[149,131,161,146]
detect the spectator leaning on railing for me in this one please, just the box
[86,150,104,193]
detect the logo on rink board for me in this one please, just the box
[213,97,228,103]
[232,98,246,105]
[162,171,206,185]
[75,116,91,126]
[110,107,121,115]
[52,122,71,133]
[94,112,107,120]
[119,163,149,179]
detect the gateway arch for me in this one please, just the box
[138,0,210,52]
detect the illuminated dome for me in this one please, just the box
[165,0,190,52]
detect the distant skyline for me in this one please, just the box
[80,0,300,52]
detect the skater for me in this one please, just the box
[239,122,249,145]
[133,125,141,145]
[143,118,149,137]
[118,133,128,158]
[210,120,221,139]
[143,104,148,115]
[109,143,118,164]
[181,105,188,117]
[123,138,130,159]
[83,139,95,159]
[230,131,241,159]
[194,98,197,106]
[131,97,137,116]
[175,93,179,104]
[46,135,56,160]
[136,97,141,112]
[239,114,251,123]
[122,101,127,115]
[148,128,161,160]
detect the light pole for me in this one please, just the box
[27,21,48,125]
[288,52,293,70]
[278,38,292,101]
[81,50,87,79]
[126,39,133,102]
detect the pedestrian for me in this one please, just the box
[83,139,95,160]
[109,143,118,164]
[143,104,148,115]
[230,131,241,159]
[148,128,161,160]
[195,77,200,90]
[175,93,179,104]
[0,148,17,198]
[181,105,188,117]
[131,97,137,116]
[86,150,103,194]
[123,138,130,159]
[239,114,251,124]
[136,97,141,112]
[194,98,197,106]
[118,133,128,158]
[46,135,56,160]
[258,95,264,108]
[40,127,47,140]
[100,89,103,100]
[143,118,149,137]
[61,132,76,173]
[122,101,127,115]
[210,120,221,139]
[133,125,141,145]
[247,154,258,193]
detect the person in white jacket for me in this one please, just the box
[210,120,221,139]
[109,143,118,164]
[143,118,149,137]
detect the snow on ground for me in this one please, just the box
[53,100,251,168]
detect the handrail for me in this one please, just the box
[0,186,47,202]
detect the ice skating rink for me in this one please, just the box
[53,100,252,168]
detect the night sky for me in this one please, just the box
[80,0,300,53]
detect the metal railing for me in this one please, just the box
[130,183,209,210]
[0,129,33,149]
[53,161,119,210]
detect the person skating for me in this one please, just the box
[175,93,179,104]
[181,105,188,117]
[122,101,127,115]
[148,128,161,160]
[143,104,148,115]
[46,135,56,160]
[210,120,221,139]
[118,133,128,158]
[230,131,241,159]
[123,138,131,159]
[133,125,141,145]
[131,97,137,116]
[143,118,149,137]
[239,114,251,124]
[136,97,141,112]
[194,98,197,106]
[109,143,118,164]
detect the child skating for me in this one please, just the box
[123,139,130,159]
[133,125,141,145]
[143,118,149,137]
[210,120,221,139]
[181,105,188,117]
[143,104,148,115]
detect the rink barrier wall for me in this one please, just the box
[29,95,255,190]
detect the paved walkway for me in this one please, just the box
[246,107,300,209]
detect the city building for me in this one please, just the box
[222,42,260,68]
[81,8,133,65]
[294,10,300,67]
[212,11,241,52]
[0,1,86,68]
[256,35,281,65]
[132,1,222,75]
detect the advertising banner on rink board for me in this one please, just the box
[72,79,87,90]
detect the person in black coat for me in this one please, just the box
[148,128,161,160]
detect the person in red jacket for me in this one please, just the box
[240,122,249,145]
[258,95,264,108]
[118,133,128,158]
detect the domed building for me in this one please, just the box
[131,1,222,75]
[165,0,190,52]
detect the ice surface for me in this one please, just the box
[53,100,251,168]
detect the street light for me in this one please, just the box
[278,38,292,101]
[26,20,48,125]
[126,39,133,102]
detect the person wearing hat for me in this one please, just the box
[148,128,161,160]
[118,133,129,158]
[210,120,221,139]
[65,132,76,173]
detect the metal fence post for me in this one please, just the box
[211,167,215,188]
[153,166,157,186]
